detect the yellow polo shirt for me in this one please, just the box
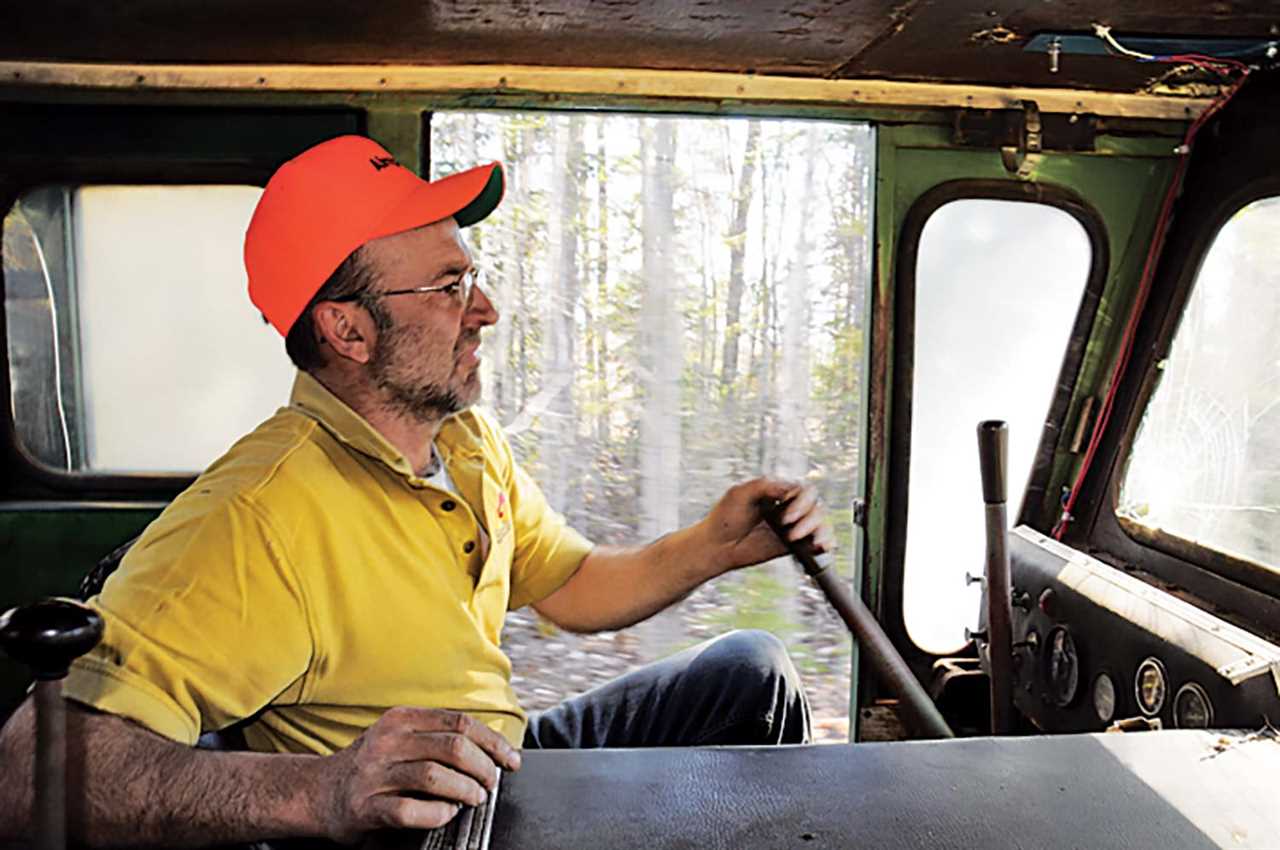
[64,372,593,752]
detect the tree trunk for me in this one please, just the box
[720,120,761,395]
[594,128,610,450]
[513,125,537,416]
[542,116,584,515]
[771,126,822,637]
[778,127,818,480]
[636,117,684,658]
[493,121,521,421]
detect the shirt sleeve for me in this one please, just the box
[505,459,595,610]
[63,494,313,745]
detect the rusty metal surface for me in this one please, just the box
[2,1,1279,92]
[0,0,890,76]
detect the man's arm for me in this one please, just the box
[533,477,834,633]
[0,696,520,848]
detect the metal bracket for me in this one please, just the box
[1000,100,1042,179]
[953,101,1096,178]
[851,497,867,529]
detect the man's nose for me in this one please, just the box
[466,284,499,327]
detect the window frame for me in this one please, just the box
[1059,78,1280,642]
[882,179,1111,661]
[2,174,270,497]
[1091,179,1280,615]
[0,104,363,500]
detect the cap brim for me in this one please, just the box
[374,162,505,241]
[454,164,504,227]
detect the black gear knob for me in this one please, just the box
[0,598,103,680]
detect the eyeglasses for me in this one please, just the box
[335,267,486,307]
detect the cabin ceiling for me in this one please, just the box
[2,1,1278,93]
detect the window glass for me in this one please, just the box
[3,185,294,474]
[431,113,875,740]
[905,199,1092,653]
[1119,196,1280,573]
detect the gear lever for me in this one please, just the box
[0,598,104,850]
[761,500,953,740]
[977,420,1014,735]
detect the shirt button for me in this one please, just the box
[463,541,476,554]
[441,499,457,512]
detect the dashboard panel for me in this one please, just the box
[1003,526,1280,732]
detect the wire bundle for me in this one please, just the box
[1092,23,1267,76]
[1051,26,1258,540]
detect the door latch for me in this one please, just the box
[1000,100,1042,179]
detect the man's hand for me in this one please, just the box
[702,477,836,572]
[533,477,836,634]
[316,707,522,844]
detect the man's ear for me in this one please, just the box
[312,301,375,365]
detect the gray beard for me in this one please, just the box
[375,372,464,422]
[368,314,467,423]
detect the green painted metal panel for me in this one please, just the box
[879,137,1177,528]
[862,122,1178,683]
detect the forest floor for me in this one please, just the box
[504,572,854,744]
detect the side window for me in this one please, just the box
[1119,196,1280,574]
[431,113,875,740]
[3,185,293,474]
[904,198,1093,653]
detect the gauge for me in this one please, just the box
[1135,657,1168,716]
[1092,672,1116,724]
[1044,626,1079,707]
[1174,682,1214,728]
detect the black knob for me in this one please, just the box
[0,599,104,680]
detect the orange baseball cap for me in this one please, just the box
[245,135,504,335]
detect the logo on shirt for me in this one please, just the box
[494,492,512,544]
[370,156,398,171]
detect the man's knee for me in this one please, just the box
[696,629,800,689]
[690,629,810,745]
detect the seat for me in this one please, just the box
[78,535,138,601]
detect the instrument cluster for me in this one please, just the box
[1003,527,1280,733]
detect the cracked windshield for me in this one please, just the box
[432,113,874,742]
[1120,196,1280,574]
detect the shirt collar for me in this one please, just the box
[288,371,484,479]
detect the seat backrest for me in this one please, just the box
[79,536,138,600]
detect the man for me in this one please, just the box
[0,135,834,847]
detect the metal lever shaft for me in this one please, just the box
[0,599,105,850]
[977,420,1014,736]
[761,501,953,740]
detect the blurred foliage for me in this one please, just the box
[440,113,875,691]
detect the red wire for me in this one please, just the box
[1051,69,1252,540]
[1162,54,1251,74]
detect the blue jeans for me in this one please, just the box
[522,630,812,749]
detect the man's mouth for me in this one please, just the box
[456,334,481,366]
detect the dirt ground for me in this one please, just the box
[504,578,853,744]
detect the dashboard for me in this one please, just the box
[1004,526,1280,732]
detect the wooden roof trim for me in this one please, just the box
[0,62,1216,120]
